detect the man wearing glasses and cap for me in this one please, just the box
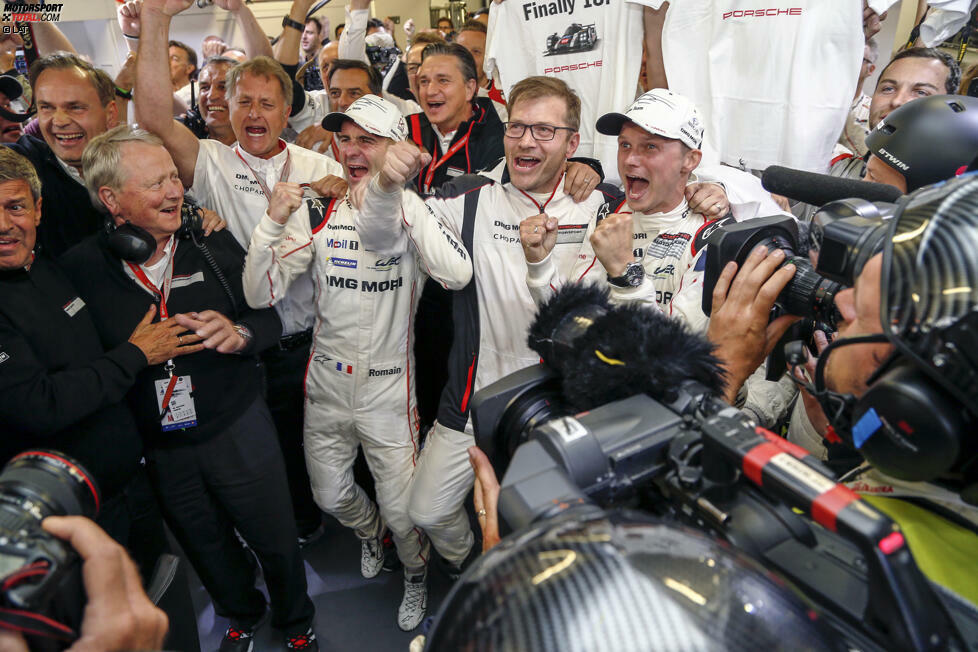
[243,95,472,632]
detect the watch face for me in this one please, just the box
[624,262,644,286]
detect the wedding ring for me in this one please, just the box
[477,509,487,517]
[533,226,539,233]
[177,335,183,345]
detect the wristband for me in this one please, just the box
[122,33,139,41]
[282,15,304,32]
[115,86,133,100]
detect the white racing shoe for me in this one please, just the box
[397,570,428,631]
[361,531,386,578]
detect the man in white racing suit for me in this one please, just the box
[521,89,721,331]
[242,96,471,631]
[354,76,627,574]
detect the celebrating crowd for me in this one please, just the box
[0,0,977,650]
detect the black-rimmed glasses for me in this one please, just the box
[503,122,576,141]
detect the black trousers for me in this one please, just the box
[261,342,321,532]
[98,468,201,652]
[144,398,314,633]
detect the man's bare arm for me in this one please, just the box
[135,0,201,187]
[643,4,668,90]
[272,0,314,65]
[27,22,76,54]
[215,0,273,59]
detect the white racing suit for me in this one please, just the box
[356,162,619,563]
[526,194,719,330]
[243,191,472,570]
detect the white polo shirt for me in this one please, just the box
[189,138,343,335]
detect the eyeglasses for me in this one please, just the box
[503,122,576,141]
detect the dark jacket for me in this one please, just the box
[5,135,106,258]
[405,97,505,196]
[0,255,145,498]
[61,229,282,446]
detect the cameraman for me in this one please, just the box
[707,222,978,606]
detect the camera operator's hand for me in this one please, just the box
[707,246,800,404]
[563,161,600,203]
[519,214,557,263]
[685,182,728,218]
[468,446,501,553]
[173,310,247,354]
[128,304,204,364]
[267,182,304,225]
[590,213,636,277]
[43,516,168,652]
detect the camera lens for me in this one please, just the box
[0,451,101,528]
[779,257,845,330]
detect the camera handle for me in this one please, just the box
[699,413,957,652]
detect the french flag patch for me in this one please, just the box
[335,361,353,374]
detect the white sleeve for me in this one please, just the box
[401,191,472,290]
[242,211,314,309]
[338,6,369,63]
[694,164,791,221]
[289,89,330,133]
[356,177,412,253]
[525,254,561,306]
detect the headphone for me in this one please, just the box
[105,196,203,264]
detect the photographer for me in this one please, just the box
[707,211,978,605]
[0,517,168,652]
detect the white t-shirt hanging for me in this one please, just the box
[649,0,897,173]
[485,0,657,185]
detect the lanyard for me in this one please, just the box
[235,144,292,203]
[422,122,475,193]
[516,171,565,214]
[127,245,181,413]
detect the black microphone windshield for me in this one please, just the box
[762,165,903,206]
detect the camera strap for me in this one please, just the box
[0,604,76,642]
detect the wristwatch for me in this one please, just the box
[607,261,644,288]
[282,15,305,32]
[232,323,253,352]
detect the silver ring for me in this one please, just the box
[714,203,722,211]
[477,509,487,517]
[177,335,183,345]
[533,226,539,233]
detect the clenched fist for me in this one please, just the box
[377,141,432,192]
[590,213,635,277]
[268,182,304,224]
[519,213,557,263]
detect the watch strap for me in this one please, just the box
[282,15,305,32]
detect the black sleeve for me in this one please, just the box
[567,156,604,182]
[0,315,146,435]
[205,231,283,353]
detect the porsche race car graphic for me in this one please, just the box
[544,23,598,56]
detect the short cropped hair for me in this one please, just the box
[410,31,447,49]
[420,42,478,84]
[226,56,293,107]
[202,55,239,71]
[880,47,961,94]
[0,147,41,202]
[82,125,164,212]
[459,19,487,34]
[305,17,322,34]
[29,52,115,107]
[168,40,198,73]
[507,76,581,131]
[327,59,382,95]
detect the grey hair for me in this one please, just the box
[0,147,41,202]
[866,38,879,64]
[82,125,163,211]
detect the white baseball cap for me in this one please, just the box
[596,89,704,150]
[322,94,408,141]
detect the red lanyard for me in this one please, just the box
[235,144,292,202]
[126,245,177,319]
[422,122,475,192]
[516,171,565,214]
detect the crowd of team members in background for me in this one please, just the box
[0,0,976,650]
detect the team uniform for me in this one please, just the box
[649,0,898,172]
[358,160,616,563]
[242,190,472,572]
[485,0,657,184]
[526,195,716,331]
